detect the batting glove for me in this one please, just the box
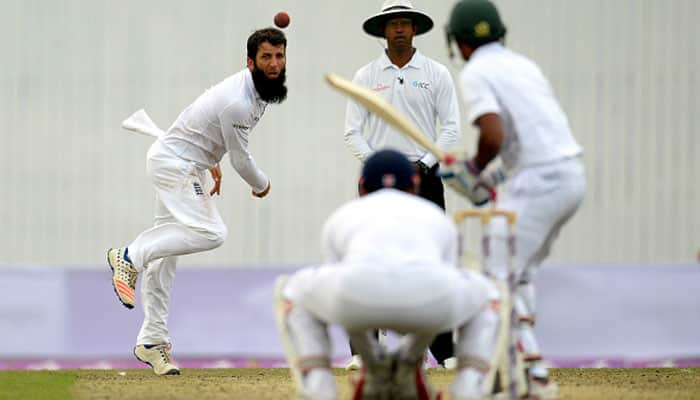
[439,158,494,206]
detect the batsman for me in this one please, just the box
[442,0,586,398]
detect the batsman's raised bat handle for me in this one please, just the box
[324,73,452,164]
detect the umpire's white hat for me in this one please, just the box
[363,0,434,38]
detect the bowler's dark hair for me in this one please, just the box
[247,28,287,60]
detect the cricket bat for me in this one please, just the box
[324,73,455,165]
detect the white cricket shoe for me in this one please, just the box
[378,329,389,349]
[107,248,138,309]
[443,356,458,370]
[345,354,363,371]
[134,343,180,376]
[528,376,560,400]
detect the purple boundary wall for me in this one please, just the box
[2,357,700,371]
[1,263,699,369]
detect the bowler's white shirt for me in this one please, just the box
[321,189,458,268]
[459,42,582,173]
[344,50,461,167]
[161,69,269,192]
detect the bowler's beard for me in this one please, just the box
[251,66,287,103]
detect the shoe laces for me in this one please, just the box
[116,250,137,286]
[153,343,173,364]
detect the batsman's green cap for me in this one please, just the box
[446,0,507,46]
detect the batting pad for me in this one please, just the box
[483,279,528,397]
[273,275,305,394]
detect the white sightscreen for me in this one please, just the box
[0,0,697,267]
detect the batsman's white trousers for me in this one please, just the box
[284,262,499,337]
[488,156,585,283]
[488,156,585,365]
[128,140,228,345]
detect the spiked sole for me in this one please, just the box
[107,248,135,309]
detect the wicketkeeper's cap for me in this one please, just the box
[361,149,416,193]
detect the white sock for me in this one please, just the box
[529,362,549,380]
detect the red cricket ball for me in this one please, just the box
[274,12,290,28]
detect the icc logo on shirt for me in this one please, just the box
[412,81,430,90]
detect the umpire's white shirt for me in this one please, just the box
[162,69,269,192]
[344,50,461,167]
[459,42,582,173]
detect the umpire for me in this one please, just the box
[343,0,462,369]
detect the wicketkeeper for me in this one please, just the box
[275,150,502,400]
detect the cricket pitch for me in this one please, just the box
[1,367,699,399]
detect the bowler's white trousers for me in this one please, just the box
[128,140,228,345]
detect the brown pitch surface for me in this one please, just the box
[65,367,700,400]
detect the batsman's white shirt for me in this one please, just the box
[284,189,497,333]
[162,68,269,192]
[344,50,461,167]
[459,43,586,284]
[459,42,582,174]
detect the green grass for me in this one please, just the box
[0,371,77,400]
[1,367,699,399]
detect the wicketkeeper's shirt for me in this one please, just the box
[344,50,461,168]
[321,189,458,267]
[161,69,269,193]
[459,42,582,173]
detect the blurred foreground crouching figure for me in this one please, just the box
[275,150,501,399]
